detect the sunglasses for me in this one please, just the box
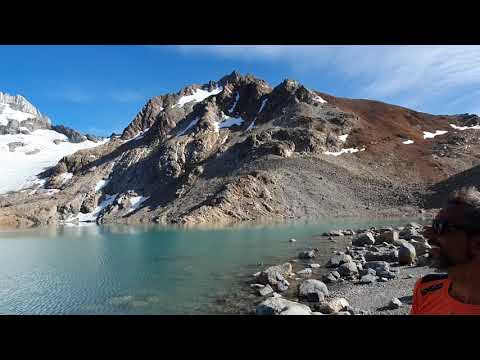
[432,218,480,236]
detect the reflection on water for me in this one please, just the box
[0,217,427,314]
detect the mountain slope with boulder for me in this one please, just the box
[1,72,479,228]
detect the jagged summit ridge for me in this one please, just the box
[4,71,480,228]
[0,92,49,121]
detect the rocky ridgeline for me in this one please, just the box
[249,222,434,315]
[3,71,480,228]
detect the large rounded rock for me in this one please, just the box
[279,304,312,315]
[352,232,375,246]
[337,261,359,277]
[398,242,416,265]
[256,297,312,315]
[299,279,329,302]
[409,239,432,256]
[326,254,353,268]
[322,271,341,284]
[378,230,399,243]
[316,298,350,314]
[257,263,293,289]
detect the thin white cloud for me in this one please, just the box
[48,89,93,104]
[174,45,480,114]
[110,90,146,103]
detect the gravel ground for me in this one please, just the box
[327,264,433,314]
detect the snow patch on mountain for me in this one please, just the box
[423,130,447,139]
[177,117,200,137]
[338,134,349,142]
[59,172,73,185]
[65,193,118,223]
[312,94,327,104]
[246,121,256,132]
[403,140,414,144]
[174,87,223,108]
[258,98,268,113]
[126,195,150,214]
[95,179,109,192]
[219,114,244,129]
[229,92,239,113]
[0,129,106,194]
[450,123,480,131]
[324,147,365,156]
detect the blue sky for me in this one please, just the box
[1,45,479,136]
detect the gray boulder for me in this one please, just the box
[299,279,329,302]
[326,254,353,268]
[256,297,312,315]
[359,268,377,277]
[328,230,344,236]
[376,269,396,279]
[322,271,341,284]
[379,230,399,243]
[417,254,431,267]
[398,242,416,265]
[279,304,312,315]
[364,250,398,262]
[316,298,350,314]
[258,284,274,296]
[257,263,293,289]
[309,263,321,268]
[337,261,359,277]
[297,268,313,276]
[363,261,390,273]
[388,298,403,310]
[7,141,25,152]
[410,239,432,256]
[277,279,290,292]
[359,274,377,284]
[299,250,316,259]
[352,232,375,246]
[399,227,421,240]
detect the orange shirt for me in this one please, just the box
[410,274,480,315]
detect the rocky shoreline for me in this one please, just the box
[234,219,442,315]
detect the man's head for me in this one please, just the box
[425,187,480,269]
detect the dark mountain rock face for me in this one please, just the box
[51,125,88,143]
[1,71,479,228]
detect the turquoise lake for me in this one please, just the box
[0,217,424,314]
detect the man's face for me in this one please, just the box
[426,207,472,269]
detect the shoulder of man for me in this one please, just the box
[415,273,449,296]
[420,273,449,284]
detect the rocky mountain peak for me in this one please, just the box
[0,92,49,121]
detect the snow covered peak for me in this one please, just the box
[0,92,50,126]
[0,92,45,118]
